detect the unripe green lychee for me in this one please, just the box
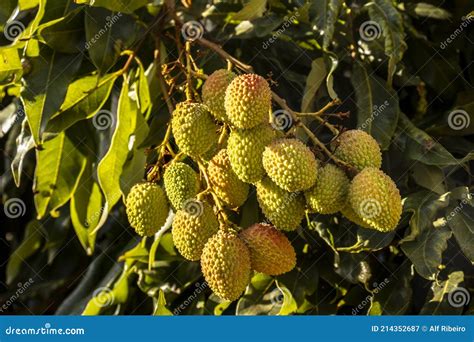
[224,74,271,129]
[239,223,296,275]
[305,164,349,214]
[201,229,251,301]
[202,69,236,122]
[333,130,382,172]
[171,101,218,157]
[125,182,169,237]
[172,201,219,261]
[163,162,200,210]
[208,149,249,207]
[256,177,305,231]
[348,167,402,232]
[263,138,318,192]
[227,124,276,183]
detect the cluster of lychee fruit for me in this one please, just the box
[124,69,402,301]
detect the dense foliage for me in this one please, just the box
[0,0,473,315]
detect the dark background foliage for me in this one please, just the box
[0,0,473,315]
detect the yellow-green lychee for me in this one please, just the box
[171,101,218,157]
[163,162,200,210]
[263,138,318,192]
[227,124,276,183]
[172,201,219,261]
[239,223,296,275]
[224,74,271,129]
[125,182,169,237]
[305,164,349,214]
[201,229,251,301]
[340,203,371,229]
[208,149,249,207]
[202,69,236,122]
[256,177,305,231]
[333,130,382,172]
[348,167,402,232]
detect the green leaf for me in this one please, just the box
[236,273,279,315]
[6,220,44,284]
[231,0,267,21]
[368,0,407,83]
[351,61,399,149]
[311,0,344,50]
[84,7,140,73]
[18,0,38,10]
[398,113,474,166]
[401,225,452,280]
[76,0,150,14]
[34,131,87,219]
[446,205,474,262]
[324,52,338,100]
[411,164,446,195]
[0,47,22,85]
[275,280,297,315]
[0,0,17,30]
[70,161,104,255]
[153,290,173,316]
[11,119,35,186]
[97,76,148,227]
[21,46,82,145]
[38,8,85,54]
[301,58,326,113]
[47,73,117,133]
[406,3,451,20]
[133,59,151,115]
[420,271,466,314]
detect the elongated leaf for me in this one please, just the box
[47,73,117,133]
[97,76,147,225]
[351,61,399,149]
[21,46,82,145]
[34,131,87,218]
[447,205,474,262]
[301,58,326,112]
[76,0,149,14]
[231,0,267,21]
[401,225,452,280]
[0,47,22,85]
[85,7,140,73]
[38,8,85,54]
[368,0,407,83]
[70,161,104,255]
[153,290,173,316]
[0,0,17,30]
[11,118,35,186]
[311,0,344,50]
[420,271,465,314]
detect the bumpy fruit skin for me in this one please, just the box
[239,223,296,275]
[171,101,218,157]
[201,230,251,301]
[305,164,349,214]
[348,167,402,232]
[227,124,276,183]
[202,69,236,122]
[263,138,318,192]
[224,74,271,129]
[172,201,219,261]
[256,177,305,231]
[340,203,371,229]
[208,149,249,207]
[333,130,382,172]
[126,182,169,237]
[163,162,200,210]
